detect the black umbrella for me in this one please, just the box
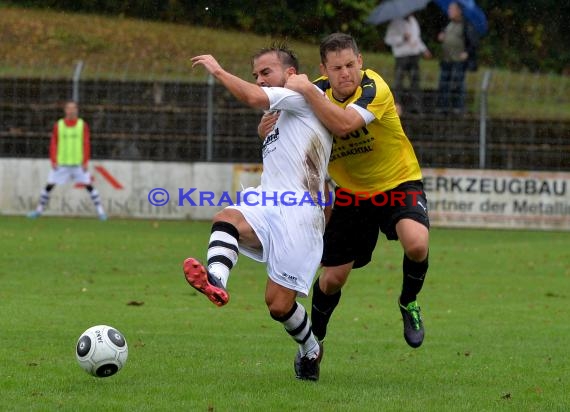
[366,0,431,25]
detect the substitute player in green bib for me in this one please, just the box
[282,33,430,353]
[28,100,107,220]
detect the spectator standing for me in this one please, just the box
[384,14,432,115]
[436,2,480,115]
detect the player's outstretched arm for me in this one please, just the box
[191,55,269,110]
[285,74,365,136]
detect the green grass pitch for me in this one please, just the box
[1,216,568,411]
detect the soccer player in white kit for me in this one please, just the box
[186,46,332,381]
[27,101,107,220]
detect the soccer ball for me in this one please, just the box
[75,325,128,378]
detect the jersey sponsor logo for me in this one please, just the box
[330,145,373,162]
[333,125,370,144]
[330,126,374,161]
[330,129,375,162]
[262,127,280,158]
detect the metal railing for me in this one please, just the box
[1,61,569,171]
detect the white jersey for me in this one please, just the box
[260,86,332,201]
[226,86,332,295]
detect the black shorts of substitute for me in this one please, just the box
[322,180,430,269]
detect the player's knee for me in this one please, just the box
[212,210,225,222]
[266,300,291,319]
[213,208,240,225]
[405,241,429,262]
[320,270,348,294]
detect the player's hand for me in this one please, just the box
[190,55,223,75]
[258,111,279,139]
[285,73,312,94]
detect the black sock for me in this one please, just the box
[400,253,429,306]
[311,278,341,341]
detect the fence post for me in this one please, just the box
[72,60,84,102]
[479,69,492,169]
[206,74,215,162]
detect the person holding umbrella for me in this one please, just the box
[435,1,481,115]
[384,14,432,115]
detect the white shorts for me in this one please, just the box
[227,187,325,296]
[47,166,92,185]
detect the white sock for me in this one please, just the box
[37,188,50,212]
[89,188,105,215]
[279,302,320,359]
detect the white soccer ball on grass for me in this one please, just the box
[75,325,128,377]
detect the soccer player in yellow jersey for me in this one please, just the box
[284,33,430,350]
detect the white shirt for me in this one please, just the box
[260,86,332,201]
[384,16,428,58]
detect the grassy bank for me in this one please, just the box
[1,6,568,120]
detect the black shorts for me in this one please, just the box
[321,180,430,269]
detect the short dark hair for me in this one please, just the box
[63,100,78,109]
[252,41,299,72]
[319,33,360,64]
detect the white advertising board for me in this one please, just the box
[1,159,568,230]
[423,168,570,230]
[0,159,260,220]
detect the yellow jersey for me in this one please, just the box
[314,69,422,193]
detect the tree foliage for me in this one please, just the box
[10,0,570,73]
